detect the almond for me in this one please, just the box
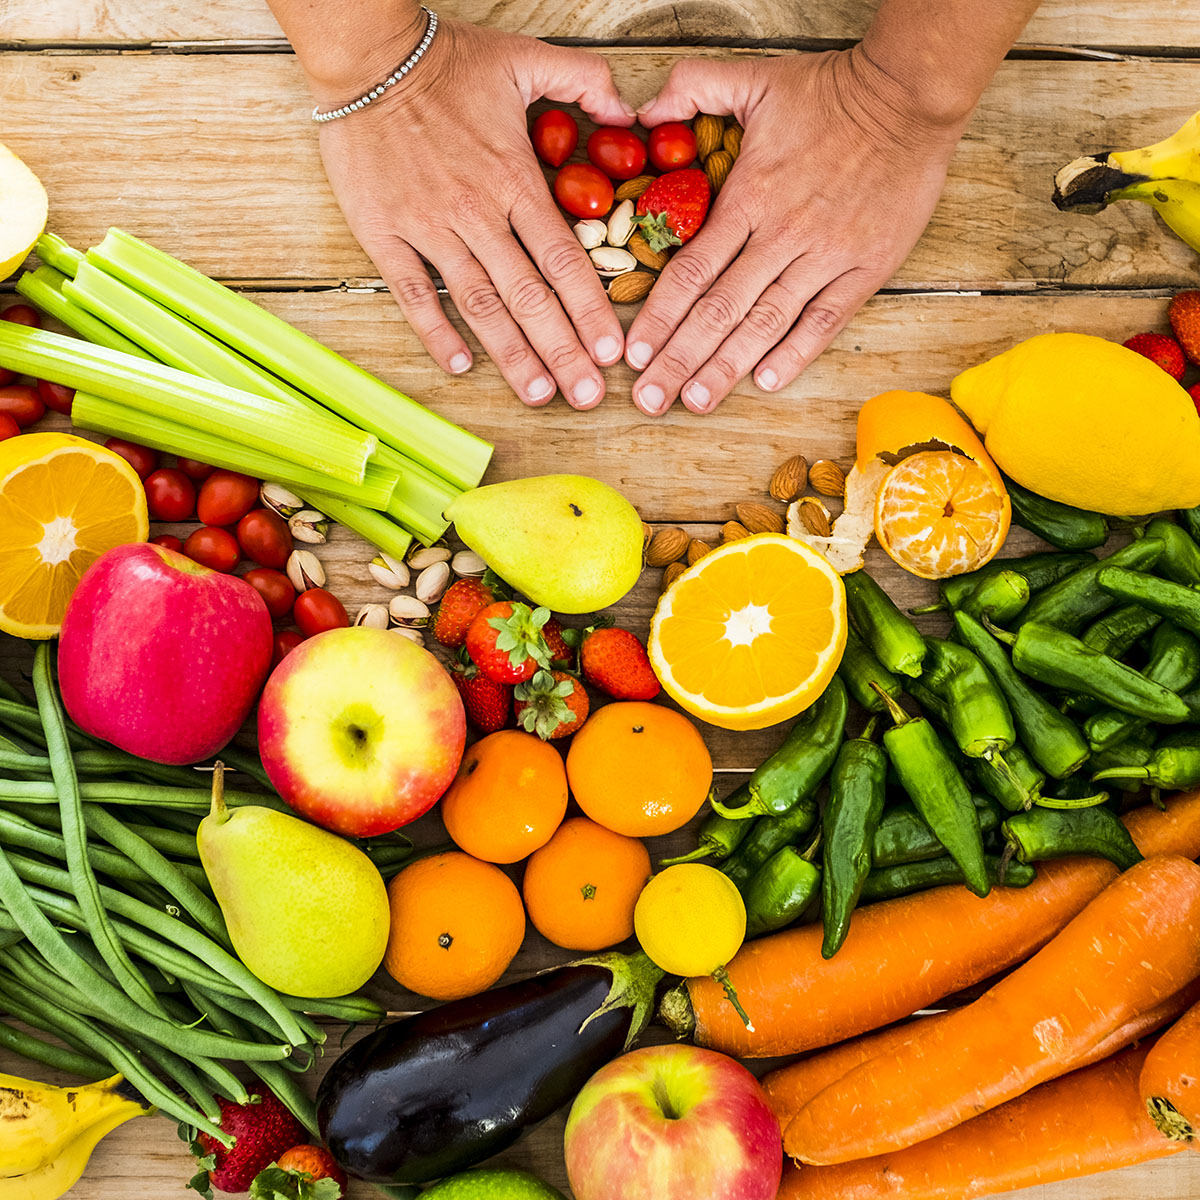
[795,497,833,538]
[693,114,725,162]
[608,271,654,304]
[721,520,750,543]
[628,232,670,273]
[809,459,848,498]
[686,538,714,566]
[662,562,687,592]
[769,455,807,502]
[646,526,689,567]
[735,502,785,535]
[615,174,655,203]
[704,150,734,195]
[723,123,743,158]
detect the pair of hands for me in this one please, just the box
[317,21,966,416]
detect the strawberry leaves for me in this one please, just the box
[249,1167,342,1200]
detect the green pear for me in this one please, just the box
[198,766,390,998]
[446,474,643,613]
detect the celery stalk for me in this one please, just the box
[89,229,493,491]
[306,495,413,562]
[0,323,376,486]
[35,233,83,278]
[15,267,151,359]
[375,445,454,544]
[72,392,398,509]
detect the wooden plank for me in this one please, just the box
[0,52,1196,288]
[3,0,1200,51]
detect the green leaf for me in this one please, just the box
[187,1168,215,1200]
[250,1166,343,1200]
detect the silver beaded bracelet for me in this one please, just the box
[311,7,439,124]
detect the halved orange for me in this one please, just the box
[0,432,148,638]
[648,534,847,731]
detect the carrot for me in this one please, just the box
[761,977,1200,1127]
[784,855,1200,1164]
[777,1043,1181,1200]
[1141,998,1200,1143]
[667,790,1200,1059]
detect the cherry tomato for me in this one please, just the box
[271,629,306,669]
[197,469,259,526]
[0,413,20,442]
[150,533,184,554]
[176,457,216,481]
[236,508,293,570]
[531,110,579,168]
[0,304,40,328]
[294,587,349,637]
[243,567,296,619]
[648,122,697,172]
[104,438,160,480]
[0,384,45,428]
[144,468,196,522]
[36,379,75,416]
[183,525,241,573]
[554,164,614,220]
[587,128,648,181]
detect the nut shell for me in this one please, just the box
[589,246,638,277]
[735,502,785,535]
[645,526,690,567]
[769,455,808,502]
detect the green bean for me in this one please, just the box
[0,676,27,706]
[123,1029,220,1122]
[0,809,150,883]
[0,929,22,951]
[0,976,120,1077]
[0,778,279,808]
[66,931,178,996]
[280,992,387,1023]
[203,985,325,1047]
[0,1017,109,1079]
[33,644,163,1016]
[120,822,203,859]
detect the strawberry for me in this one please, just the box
[186,1090,305,1198]
[1169,290,1200,366]
[1189,382,1200,418]
[634,168,711,252]
[432,578,496,648]
[580,626,661,700]
[1122,332,1186,380]
[451,657,512,732]
[465,601,552,684]
[514,669,590,740]
[542,616,576,668]
[250,1145,347,1200]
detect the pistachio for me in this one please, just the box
[392,626,426,647]
[451,549,487,577]
[368,553,410,589]
[415,560,452,604]
[606,200,636,247]
[259,482,305,518]
[286,549,325,592]
[388,595,431,627]
[589,246,638,278]
[573,219,608,250]
[288,508,330,545]
[407,544,452,570]
[354,603,390,629]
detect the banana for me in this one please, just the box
[0,1073,148,1179]
[1052,107,1200,252]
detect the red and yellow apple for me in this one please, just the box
[258,626,465,837]
[58,542,272,765]
[564,1044,781,1200]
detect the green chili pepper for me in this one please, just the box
[906,679,950,725]
[711,678,848,819]
[874,687,990,897]
[1093,731,1200,791]
[953,611,1089,779]
[916,552,1097,614]
[837,626,903,713]
[990,620,1191,724]
[844,571,926,678]
[1180,506,1200,544]
[1002,476,1108,550]
[1144,518,1200,587]
[661,802,754,865]
[1090,727,1156,794]
[859,854,1034,902]
[957,570,1030,626]
[920,637,1017,763]
[1013,538,1164,633]
[1002,806,1143,870]
[721,800,821,893]
[1085,623,1200,753]
[1035,775,1110,809]
[743,835,822,939]
[1097,567,1200,641]
[967,742,1047,812]
[1182,685,1200,723]
[1080,604,1162,657]
[872,794,1003,868]
[821,722,888,958]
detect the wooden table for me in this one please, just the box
[2,1,1200,1196]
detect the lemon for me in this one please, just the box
[950,333,1200,517]
[0,142,47,281]
[633,864,746,978]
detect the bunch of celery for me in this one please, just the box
[6,231,493,556]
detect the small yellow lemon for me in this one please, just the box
[950,332,1200,517]
[0,143,47,281]
[634,864,746,978]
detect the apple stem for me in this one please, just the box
[712,967,754,1032]
[210,760,229,824]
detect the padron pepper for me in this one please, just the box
[1002,475,1108,550]
[967,742,1047,813]
[1097,567,1200,642]
[1143,518,1200,588]
[844,571,926,678]
[918,551,1096,614]
[1093,731,1200,793]
[661,802,754,866]
[1080,604,1162,657]
[837,626,903,714]
[1180,505,1200,545]
[956,570,1030,626]
[1001,806,1143,870]
[720,800,821,893]
[920,637,1017,764]
[859,854,1035,902]
[743,834,822,939]
[1089,726,1156,794]
[872,794,1004,869]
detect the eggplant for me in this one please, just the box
[317,951,662,1184]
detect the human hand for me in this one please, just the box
[625,49,968,415]
[314,18,634,408]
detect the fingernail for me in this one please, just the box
[756,368,781,392]
[594,335,622,364]
[620,101,637,119]
[638,384,668,415]
[449,352,471,374]
[526,376,555,404]
[627,341,653,369]
[636,100,654,115]
[572,377,602,409]
[684,382,712,413]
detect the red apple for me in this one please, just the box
[564,1044,781,1200]
[257,626,465,836]
[59,542,273,765]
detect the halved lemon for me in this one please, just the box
[0,432,148,638]
[648,534,847,731]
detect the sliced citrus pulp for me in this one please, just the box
[648,534,847,731]
[0,432,148,638]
